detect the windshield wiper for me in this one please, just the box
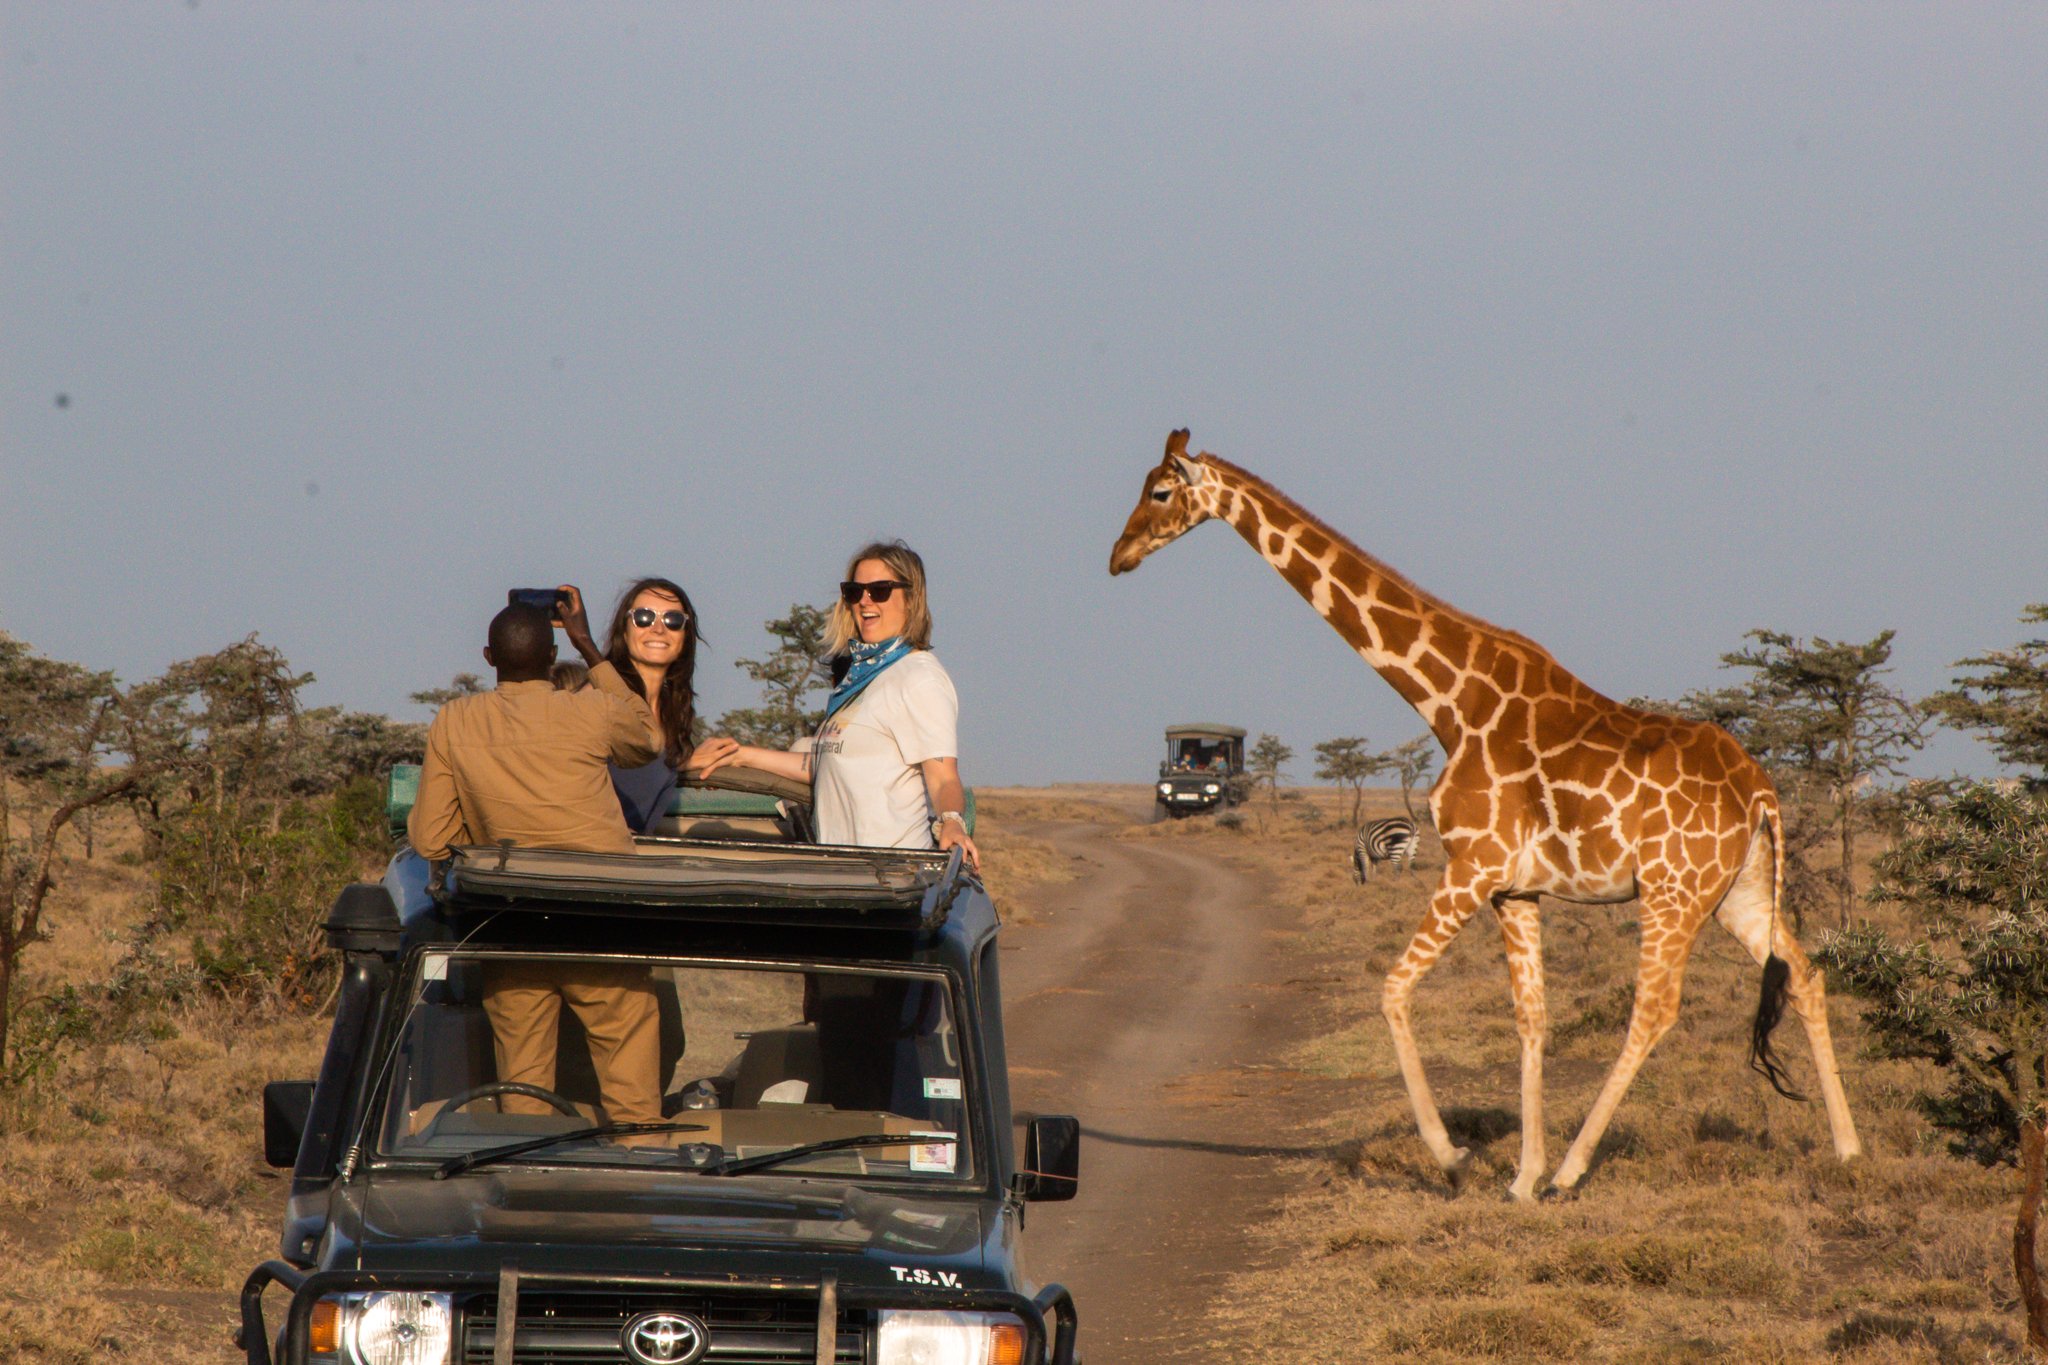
[433,1121,709,1180]
[706,1132,952,1177]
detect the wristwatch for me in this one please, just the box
[931,810,965,841]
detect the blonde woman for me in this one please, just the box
[706,541,979,869]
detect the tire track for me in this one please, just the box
[1001,818,1325,1363]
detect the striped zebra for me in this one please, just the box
[1352,816,1419,882]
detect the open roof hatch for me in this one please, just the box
[438,839,972,932]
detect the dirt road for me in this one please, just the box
[1000,815,1332,1364]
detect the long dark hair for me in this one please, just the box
[603,576,702,765]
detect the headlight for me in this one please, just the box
[320,1292,452,1365]
[1203,783,1220,794]
[877,1309,1026,1365]
[1157,782,1172,794]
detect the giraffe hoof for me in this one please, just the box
[1538,1181,1579,1204]
[1443,1147,1475,1195]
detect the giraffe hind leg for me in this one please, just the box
[1548,899,1698,1193]
[1712,830,1864,1160]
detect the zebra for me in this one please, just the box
[1352,816,1419,881]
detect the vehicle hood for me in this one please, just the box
[327,1167,993,1282]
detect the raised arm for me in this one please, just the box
[554,584,608,667]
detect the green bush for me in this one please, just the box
[156,776,385,1009]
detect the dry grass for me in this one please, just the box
[5,794,2033,1363]
[0,793,1121,1359]
[976,786,1134,916]
[1154,786,2033,1363]
[0,810,330,1363]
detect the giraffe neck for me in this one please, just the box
[1202,456,1556,751]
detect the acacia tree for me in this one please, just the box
[1379,734,1438,824]
[717,604,833,749]
[1721,629,1928,925]
[1313,737,1385,827]
[1928,603,2048,776]
[1819,783,2048,1355]
[1249,733,1293,819]
[409,673,486,710]
[0,634,148,1072]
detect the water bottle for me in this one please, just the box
[682,1079,720,1111]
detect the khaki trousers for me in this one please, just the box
[481,961,663,1128]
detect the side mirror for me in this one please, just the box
[264,1080,316,1168]
[1016,1115,1080,1202]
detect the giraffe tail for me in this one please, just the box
[1746,795,1807,1102]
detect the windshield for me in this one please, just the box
[374,952,973,1182]
[1164,739,1236,771]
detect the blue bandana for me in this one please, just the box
[825,636,913,719]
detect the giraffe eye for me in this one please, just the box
[1150,488,1172,502]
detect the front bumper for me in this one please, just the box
[239,1261,1078,1365]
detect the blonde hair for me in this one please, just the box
[826,540,933,654]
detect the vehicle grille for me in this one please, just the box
[461,1289,863,1364]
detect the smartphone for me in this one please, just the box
[508,588,568,615]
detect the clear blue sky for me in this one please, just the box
[5,4,2044,784]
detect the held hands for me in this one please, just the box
[687,737,743,778]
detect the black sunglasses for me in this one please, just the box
[628,607,690,631]
[840,579,911,605]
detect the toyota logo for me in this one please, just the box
[621,1311,709,1365]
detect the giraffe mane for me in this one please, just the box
[1200,452,1565,668]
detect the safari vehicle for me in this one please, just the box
[240,767,1080,1365]
[1154,722,1249,817]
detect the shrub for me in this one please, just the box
[157,776,385,1009]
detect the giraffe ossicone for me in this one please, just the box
[1111,428,1862,1200]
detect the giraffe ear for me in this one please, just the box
[1160,428,1204,487]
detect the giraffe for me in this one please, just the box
[1110,430,1861,1200]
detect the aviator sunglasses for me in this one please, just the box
[628,607,690,631]
[839,579,911,605]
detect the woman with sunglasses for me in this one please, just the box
[555,578,740,830]
[703,542,980,870]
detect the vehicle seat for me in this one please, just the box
[730,1025,824,1108]
[413,961,496,1114]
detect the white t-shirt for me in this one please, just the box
[810,651,958,849]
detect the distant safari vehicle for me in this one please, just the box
[1155,722,1250,816]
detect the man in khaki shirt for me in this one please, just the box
[409,601,666,1129]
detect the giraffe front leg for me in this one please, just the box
[1493,894,1549,1203]
[1381,875,1490,1191]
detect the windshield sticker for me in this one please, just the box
[922,1077,962,1101]
[908,1132,957,1173]
[889,1267,964,1288]
[420,953,449,982]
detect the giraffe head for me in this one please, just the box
[1109,429,1218,575]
